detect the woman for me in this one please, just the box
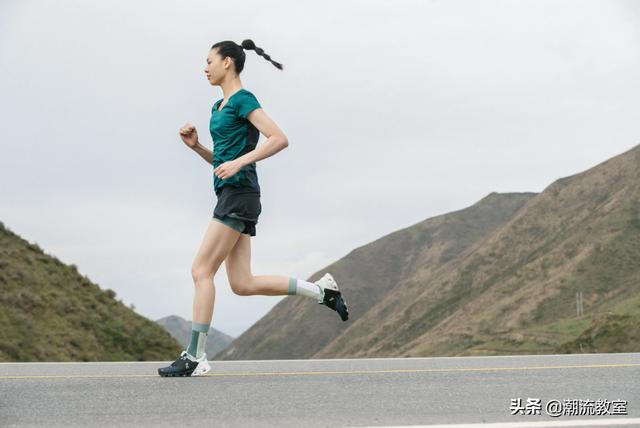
[158,40,349,377]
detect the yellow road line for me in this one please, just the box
[0,362,638,380]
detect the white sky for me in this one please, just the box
[1,0,638,337]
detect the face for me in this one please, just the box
[204,48,232,86]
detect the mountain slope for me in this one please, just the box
[321,143,640,357]
[216,191,536,360]
[217,143,640,360]
[0,222,182,362]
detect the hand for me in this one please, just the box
[214,160,243,180]
[179,123,199,148]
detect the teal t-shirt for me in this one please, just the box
[209,88,262,194]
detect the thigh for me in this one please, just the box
[225,232,252,286]
[192,220,242,277]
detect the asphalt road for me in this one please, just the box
[1,352,638,427]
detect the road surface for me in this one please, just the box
[1,352,638,427]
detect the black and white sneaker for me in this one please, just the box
[315,273,349,321]
[157,350,211,377]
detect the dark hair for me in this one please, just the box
[211,39,283,74]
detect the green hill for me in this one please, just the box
[4,143,639,362]
[0,222,182,362]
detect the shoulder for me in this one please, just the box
[233,89,262,119]
[235,88,260,103]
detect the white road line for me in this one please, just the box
[355,418,640,428]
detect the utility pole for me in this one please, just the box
[576,291,584,318]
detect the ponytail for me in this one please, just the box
[211,39,283,74]
[240,39,284,70]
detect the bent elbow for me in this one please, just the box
[281,136,289,148]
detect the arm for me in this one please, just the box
[191,141,213,165]
[178,123,213,165]
[189,108,285,167]
[214,108,288,180]
[235,108,288,168]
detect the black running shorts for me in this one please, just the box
[213,185,262,236]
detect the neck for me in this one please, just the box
[220,77,243,99]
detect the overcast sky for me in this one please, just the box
[1,0,639,337]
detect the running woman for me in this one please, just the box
[158,40,349,377]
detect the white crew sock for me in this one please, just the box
[288,277,323,302]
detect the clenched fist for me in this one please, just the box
[179,123,199,148]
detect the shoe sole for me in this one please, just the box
[157,360,211,377]
[326,274,349,321]
[336,297,349,321]
[330,275,348,321]
[191,360,211,376]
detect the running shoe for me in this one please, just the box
[157,350,211,377]
[315,272,349,321]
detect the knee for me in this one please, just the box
[191,267,209,284]
[229,277,254,296]
[191,256,225,283]
[191,264,219,285]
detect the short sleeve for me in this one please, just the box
[236,91,261,119]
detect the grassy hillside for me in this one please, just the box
[217,143,640,360]
[0,222,182,362]
[4,144,638,362]
[216,191,536,360]
[320,143,640,357]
